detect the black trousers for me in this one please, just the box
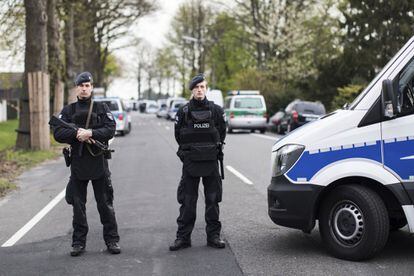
[176,166,222,241]
[70,174,119,246]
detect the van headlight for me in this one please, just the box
[272,144,305,177]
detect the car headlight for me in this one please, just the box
[272,144,305,177]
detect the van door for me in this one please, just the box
[381,56,414,199]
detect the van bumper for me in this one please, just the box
[267,175,323,232]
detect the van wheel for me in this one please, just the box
[260,128,266,134]
[319,185,389,261]
[128,123,132,133]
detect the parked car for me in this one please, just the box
[279,99,326,133]
[156,100,168,118]
[224,90,267,133]
[167,100,187,120]
[144,100,159,113]
[267,110,285,133]
[93,97,131,136]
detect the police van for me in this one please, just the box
[224,90,267,133]
[268,36,414,261]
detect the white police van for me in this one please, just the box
[268,36,414,261]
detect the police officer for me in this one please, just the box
[169,73,226,251]
[53,72,121,256]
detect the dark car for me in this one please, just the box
[267,110,285,133]
[279,100,326,133]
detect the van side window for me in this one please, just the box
[397,57,414,116]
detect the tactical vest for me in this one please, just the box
[71,101,102,129]
[179,101,220,162]
[69,101,108,180]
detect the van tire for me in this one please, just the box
[260,128,266,134]
[319,185,389,261]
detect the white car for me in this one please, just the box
[94,97,131,136]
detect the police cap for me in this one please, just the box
[75,72,93,86]
[189,73,206,90]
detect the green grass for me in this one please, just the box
[0,178,16,196]
[0,119,18,151]
[4,149,58,167]
[0,119,60,197]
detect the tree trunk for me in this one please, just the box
[47,0,63,115]
[16,0,48,150]
[63,1,78,103]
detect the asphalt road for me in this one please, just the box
[1,112,414,275]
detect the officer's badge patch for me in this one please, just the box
[59,114,63,119]
[107,112,114,121]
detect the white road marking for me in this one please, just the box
[226,166,253,185]
[1,188,66,247]
[250,133,278,142]
[165,126,170,130]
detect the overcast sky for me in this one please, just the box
[0,0,217,99]
[107,0,187,99]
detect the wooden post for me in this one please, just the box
[28,71,50,150]
[53,81,64,115]
[67,87,77,104]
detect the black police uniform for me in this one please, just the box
[174,97,226,243]
[53,97,120,248]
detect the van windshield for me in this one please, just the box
[100,100,119,111]
[234,98,263,109]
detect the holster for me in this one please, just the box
[63,147,71,167]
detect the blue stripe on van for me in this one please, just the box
[286,137,414,182]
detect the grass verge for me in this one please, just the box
[0,120,60,197]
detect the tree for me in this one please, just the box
[47,0,64,115]
[339,0,414,81]
[0,0,25,65]
[16,0,48,149]
[206,12,254,92]
[168,0,213,96]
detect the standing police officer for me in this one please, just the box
[169,74,226,251]
[53,72,121,256]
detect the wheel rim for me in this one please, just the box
[330,200,364,247]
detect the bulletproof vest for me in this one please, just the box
[179,101,220,162]
[71,102,102,129]
[69,101,107,180]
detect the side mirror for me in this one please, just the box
[381,79,397,118]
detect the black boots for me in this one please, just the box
[207,237,225,249]
[70,244,85,256]
[70,243,121,256]
[107,242,121,254]
[169,239,192,251]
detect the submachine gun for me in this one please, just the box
[49,115,114,166]
[217,142,225,180]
